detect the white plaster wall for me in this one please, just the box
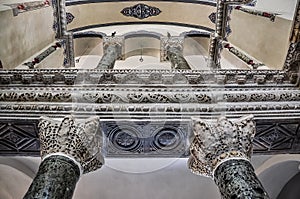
[255,0,298,19]
[0,165,32,199]
[0,4,55,69]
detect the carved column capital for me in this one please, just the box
[38,116,104,174]
[160,36,184,61]
[188,115,255,178]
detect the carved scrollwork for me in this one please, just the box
[0,69,297,86]
[38,116,104,174]
[188,115,255,178]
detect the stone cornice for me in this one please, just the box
[0,69,297,86]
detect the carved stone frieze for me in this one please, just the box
[1,119,299,157]
[0,87,300,104]
[0,69,296,86]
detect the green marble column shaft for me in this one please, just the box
[23,155,80,199]
[96,44,120,69]
[167,47,191,69]
[214,159,269,199]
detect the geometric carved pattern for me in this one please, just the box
[101,121,189,157]
[0,119,300,157]
[121,3,161,20]
[0,120,39,155]
[253,120,300,153]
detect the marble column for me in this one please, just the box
[96,44,121,69]
[161,36,190,69]
[188,115,269,198]
[167,47,191,69]
[23,116,104,199]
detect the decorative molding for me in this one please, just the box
[38,116,104,173]
[0,69,297,86]
[2,87,300,104]
[5,0,50,16]
[121,3,161,20]
[179,30,211,38]
[124,30,163,39]
[1,119,299,157]
[69,21,214,33]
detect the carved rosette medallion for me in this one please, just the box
[188,115,255,178]
[121,3,161,20]
[38,116,104,174]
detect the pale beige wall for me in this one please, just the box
[228,10,292,70]
[183,37,209,56]
[74,37,103,57]
[255,0,298,19]
[66,2,215,31]
[0,5,55,69]
[125,37,160,59]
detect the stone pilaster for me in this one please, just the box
[188,115,269,198]
[23,116,104,199]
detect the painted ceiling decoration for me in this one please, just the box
[66,12,75,24]
[121,3,161,20]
